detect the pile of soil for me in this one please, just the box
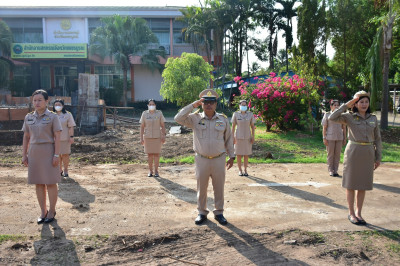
[71,122,194,164]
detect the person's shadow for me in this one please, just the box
[206,222,308,265]
[243,174,346,210]
[373,183,400,195]
[30,220,80,265]
[154,174,214,206]
[58,176,95,212]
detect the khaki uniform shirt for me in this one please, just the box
[174,104,235,158]
[140,110,165,139]
[321,111,344,141]
[57,111,76,141]
[231,111,255,140]
[329,104,382,161]
[22,109,62,144]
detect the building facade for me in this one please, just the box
[0,6,220,102]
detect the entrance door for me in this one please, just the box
[54,66,78,96]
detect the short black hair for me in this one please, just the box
[352,96,371,114]
[53,99,66,113]
[32,89,48,100]
[148,99,156,105]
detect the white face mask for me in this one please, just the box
[148,105,156,111]
[55,106,63,112]
[240,105,247,112]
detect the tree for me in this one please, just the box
[276,0,299,72]
[0,20,13,88]
[297,0,320,63]
[90,15,163,106]
[379,0,398,129]
[160,53,214,106]
[253,0,283,71]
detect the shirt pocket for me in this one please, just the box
[215,123,226,140]
[366,120,376,140]
[195,123,207,139]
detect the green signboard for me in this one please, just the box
[11,43,87,59]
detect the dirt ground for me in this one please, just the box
[0,123,399,265]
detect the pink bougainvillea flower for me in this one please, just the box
[234,76,242,82]
[269,72,276,78]
[253,76,259,80]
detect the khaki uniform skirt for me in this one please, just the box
[28,143,61,185]
[59,140,71,155]
[144,138,162,154]
[234,139,252,156]
[342,142,375,190]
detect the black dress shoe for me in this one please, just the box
[44,212,56,223]
[333,173,340,177]
[214,214,228,225]
[37,211,48,224]
[195,214,207,225]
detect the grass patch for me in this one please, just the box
[250,122,400,163]
[0,235,25,244]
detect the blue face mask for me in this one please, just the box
[240,106,247,112]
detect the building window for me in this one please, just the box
[173,20,189,44]
[88,18,103,43]
[94,65,127,89]
[11,66,31,96]
[3,18,43,43]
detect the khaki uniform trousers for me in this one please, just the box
[195,154,226,216]
[326,140,342,173]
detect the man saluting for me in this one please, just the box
[174,89,235,225]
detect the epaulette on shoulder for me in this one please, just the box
[28,111,34,114]
[50,111,57,114]
[219,113,228,119]
[67,111,71,114]
[192,109,200,114]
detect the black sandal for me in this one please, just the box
[356,217,367,225]
[154,173,159,177]
[348,215,360,225]
[147,173,153,177]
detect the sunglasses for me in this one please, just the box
[203,100,216,105]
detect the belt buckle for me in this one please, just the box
[207,156,213,159]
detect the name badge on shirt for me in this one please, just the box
[369,121,375,126]
[42,117,50,121]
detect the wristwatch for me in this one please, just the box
[70,136,74,138]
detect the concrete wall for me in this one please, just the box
[133,65,164,101]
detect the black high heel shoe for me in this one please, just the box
[37,211,48,224]
[44,211,56,223]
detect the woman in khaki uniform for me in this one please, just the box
[322,100,347,177]
[231,100,255,176]
[53,99,76,178]
[22,90,62,224]
[329,91,382,225]
[140,99,166,177]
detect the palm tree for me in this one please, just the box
[0,20,13,88]
[276,0,298,72]
[90,15,163,106]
